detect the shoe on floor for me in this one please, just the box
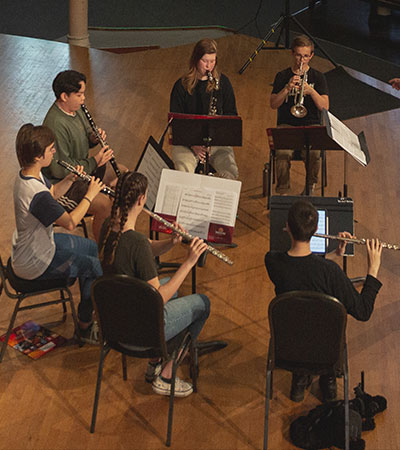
[145,360,162,383]
[290,374,313,402]
[152,375,193,398]
[319,374,337,401]
[76,321,99,345]
[300,183,316,196]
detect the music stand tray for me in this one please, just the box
[168,112,242,148]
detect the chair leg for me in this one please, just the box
[122,354,128,381]
[264,368,272,450]
[90,346,110,433]
[66,289,81,346]
[0,297,23,363]
[344,346,350,450]
[190,340,198,393]
[166,355,178,447]
[61,290,67,322]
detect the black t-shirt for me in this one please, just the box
[170,73,237,116]
[265,251,382,322]
[272,67,329,126]
[100,223,158,282]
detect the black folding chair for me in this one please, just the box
[90,274,198,447]
[0,253,79,362]
[264,290,349,450]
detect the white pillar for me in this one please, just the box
[68,0,90,47]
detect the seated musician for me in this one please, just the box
[42,70,125,241]
[265,200,383,402]
[12,124,104,342]
[99,171,210,397]
[270,35,329,195]
[170,38,239,179]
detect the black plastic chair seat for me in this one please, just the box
[6,258,75,294]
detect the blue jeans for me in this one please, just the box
[164,293,210,342]
[37,233,103,323]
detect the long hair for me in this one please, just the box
[16,124,55,169]
[99,171,148,270]
[181,38,220,95]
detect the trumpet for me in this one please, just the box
[314,233,400,251]
[290,61,308,118]
[81,104,121,178]
[57,160,234,265]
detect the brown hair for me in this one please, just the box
[99,171,148,269]
[16,124,55,168]
[181,38,220,95]
[287,200,318,242]
[291,35,314,53]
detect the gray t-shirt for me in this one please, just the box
[12,171,65,279]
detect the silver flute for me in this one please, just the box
[56,160,116,197]
[81,104,121,178]
[314,233,400,251]
[142,209,234,265]
[57,160,234,265]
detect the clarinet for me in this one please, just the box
[56,160,116,197]
[81,104,121,178]
[57,160,233,265]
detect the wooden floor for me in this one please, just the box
[0,33,399,450]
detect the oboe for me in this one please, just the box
[314,233,400,251]
[57,159,234,265]
[81,104,121,178]
[56,160,116,197]
[143,209,234,266]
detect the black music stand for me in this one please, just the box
[238,0,338,74]
[168,112,242,174]
[266,117,369,204]
[168,113,242,355]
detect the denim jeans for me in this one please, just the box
[37,233,103,323]
[164,293,210,342]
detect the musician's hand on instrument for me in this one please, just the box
[191,146,208,163]
[366,238,383,278]
[171,222,184,245]
[95,145,114,167]
[89,128,107,146]
[68,164,85,181]
[335,231,354,256]
[86,176,105,200]
[288,75,298,90]
[389,78,400,90]
[303,82,313,95]
[186,237,208,266]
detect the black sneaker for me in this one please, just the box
[75,321,99,345]
[145,360,162,383]
[319,374,337,402]
[290,374,313,402]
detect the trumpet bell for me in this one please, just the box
[290,104,308,118]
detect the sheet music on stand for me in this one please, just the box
[152,169,241,244]
[323,109,370,166]
[135,136,174,211]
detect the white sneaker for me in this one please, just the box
[152,375,193,398]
